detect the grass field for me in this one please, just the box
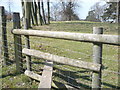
[1,21,119,89]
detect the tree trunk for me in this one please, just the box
[38,0,43,25]
[34,0,38,25]
[24,1,31,28]
[21,0,25,27]
[41,0,46,24]
[31,2,35,26]
[31,2,35,25]
[47,0,50,24]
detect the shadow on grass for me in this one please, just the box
[3,59,117,89]
[53,66,118,89]
[1,59,15,67]
[1,73,20,79]
[53,67,91,89]
[0,70,25,79]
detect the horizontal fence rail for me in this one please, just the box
[12,29,120,46]
[22,48,101,72]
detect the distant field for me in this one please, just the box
[1,21,119,89]
[33,21,118,34]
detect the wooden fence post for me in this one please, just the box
[13,12,23,73]
[117,1,120,89]
[92,27,103,89]
[0,6,3,90]
[0,6,9,65]
[116,5,120,81]
[24,18,32,71]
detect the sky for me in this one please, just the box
[0,0,107,19]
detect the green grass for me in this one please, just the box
[1,21,119,89]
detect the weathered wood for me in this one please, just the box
[12,29,120,46]
[13,13,23,73]
[25,70,41,81]
[0,6,9,65]
[22,48,101,72]
[116,1,120,23]
[117,1,120,89]
[92,27,103,89]
[38,61,53,89]
[25,35,31,71]
[0,7,2,90]
[24,70,75,89]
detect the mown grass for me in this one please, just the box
[1,21,119,89]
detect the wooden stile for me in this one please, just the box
[25,70,41,81]
[38,61,53,89]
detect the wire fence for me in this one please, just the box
[1,11,119,89]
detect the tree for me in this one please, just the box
[41,0,47,24]
[24,1,31,28]
[50,0,80,21]
[47,0,50,24]
[102,2,117,22]
[90,2,107,21]
[50,2,61,21]
[38,0,43,25]
[21,0,50,26]
[85,10,101,22]
[60,0,80,21]
[33,0,38,25]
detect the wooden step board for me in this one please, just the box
[38,60,53,89]
[24,64,78,89]
[24,70,41,81]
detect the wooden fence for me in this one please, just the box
[1,8,120,89]
[11,12,120,89]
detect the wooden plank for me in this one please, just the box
[38,60,53,89]
[24,70,41,81]
[12,29,120,46]
[22,48,101,72]
[24,70,76,89]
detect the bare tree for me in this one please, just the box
[60,0,80,21]
[50,2,61,21]
[91,2,107,21]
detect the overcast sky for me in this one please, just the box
[0,0,106,19]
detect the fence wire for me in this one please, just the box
[1,20,119,89]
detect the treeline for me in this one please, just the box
[85,2,118,22]
[21,0,50,28]
[21,0,80,27]
[50,0,80,21]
